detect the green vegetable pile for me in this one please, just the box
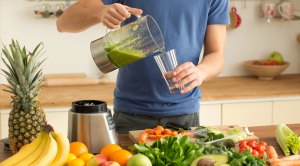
[130,135,202,166]
[130,126,268,165]
[276,123,300,156]
[228,150,266,166]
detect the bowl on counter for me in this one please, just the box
[243,60,290,80]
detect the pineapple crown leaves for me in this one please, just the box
[1,39,46,111]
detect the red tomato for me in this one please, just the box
[251,149,259,157]
[258,141,267,147]
[239,147,247,153]
[239,140,247,149]
[258,150,267,159]
[247,140,256,148]
[255,144,266,151]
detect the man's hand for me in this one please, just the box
[172,62,206,94]
[100,4,143,29]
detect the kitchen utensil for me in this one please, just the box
[165,123,208,137]
[68,100,118,154]
[90,15,165,73]
[278,0,294,20]
[197,136,235,145]
[262,1,277,23]
[227,7,242,30]
[43,77,109,87]
[154,49,185,94]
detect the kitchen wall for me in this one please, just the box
[0,0,300,84]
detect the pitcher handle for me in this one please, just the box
[105,13,142,34]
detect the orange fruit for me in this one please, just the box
[70,142,88,157]
[109,149,133,166]
[100,144,122,158]
[68,158,85,166]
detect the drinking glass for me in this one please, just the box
[154,49,185,94]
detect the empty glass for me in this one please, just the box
[154,49,185,94]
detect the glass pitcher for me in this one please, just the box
[90,15,165,73]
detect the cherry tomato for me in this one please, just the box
[239,140,247,149]
[251,149,259,157]
[247,140,256,148]
[239,147,247,153]
[258,141,267,146]
[255,144,266,151]
[258,150,267,159]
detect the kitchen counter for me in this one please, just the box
[1,74,300,110]
[1,124,300,162]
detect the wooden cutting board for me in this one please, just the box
[129,125,259,146]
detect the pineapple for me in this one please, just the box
[1,40,47,154]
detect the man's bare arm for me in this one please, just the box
[56,0,142,33]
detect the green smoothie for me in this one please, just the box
[104,43,145,68]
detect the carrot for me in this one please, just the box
[269,159,300,166]
[138,131,148,144]
[266,146,278,160]
[155,125,164,131]
[156,135,163,140]
[163,129,172,135]
[171,131,178,137]
[148,134,156,139]
[145,129,155,134]
[267,155,300,166]
[155,129,162,135]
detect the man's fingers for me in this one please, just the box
[107,8,126,21]
[175,73,195,88]
[113,4,131,18]
[180,80,198,94]
[125,6,143,16]
[106,15,122,25]
[173,62,194,76]
[103,19,118,29]
[173,66,195,82]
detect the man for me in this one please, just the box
[57,0,229,133]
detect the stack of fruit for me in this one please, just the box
[244,51,290,80]
[66,143,151,166]
[252,51,285,66]
[0,124,70,166]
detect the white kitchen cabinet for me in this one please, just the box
[45,108,69,136]
[222,101,273,127]
[199,103,222,126]
[0,112,9,139]
[273,99,300,125]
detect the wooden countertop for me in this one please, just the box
[1,74,300,110]
[1,124,300,162]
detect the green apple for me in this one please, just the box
[127,154,152,166]
[268,51,284,65]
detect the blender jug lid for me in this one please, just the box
[71,100,108,113]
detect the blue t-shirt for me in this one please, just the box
[103,0,229,116]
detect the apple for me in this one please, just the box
[86,154,108,166]
[127,154,152,166]
[100,161,121,166]
[268,51,284,65]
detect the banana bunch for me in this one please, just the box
[0,124,70,166]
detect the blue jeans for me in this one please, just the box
[112,110,199,134]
